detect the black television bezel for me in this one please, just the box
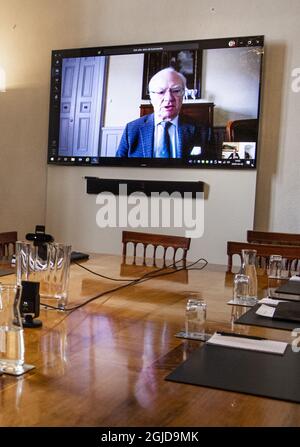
[47,35,264,170]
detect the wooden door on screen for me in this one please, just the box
[58,56,106,157]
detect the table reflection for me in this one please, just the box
[120,261,189,283]
[0,256,15,277]
[40,320,68,376]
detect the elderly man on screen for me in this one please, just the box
[116,67,211,158]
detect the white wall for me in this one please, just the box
[0,0,300,262]
[104,54,144,126]
[46,165,256,264]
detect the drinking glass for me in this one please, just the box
[233,273,250,304]
[268,254,282,279]
[0,284,25,375]
[185,298,207,340]
[268,254,284,297]
[241,249,258,302]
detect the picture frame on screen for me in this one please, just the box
[141,48,202,100]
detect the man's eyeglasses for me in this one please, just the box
[149,87,184,98]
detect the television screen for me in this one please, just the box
[48,35,264,169]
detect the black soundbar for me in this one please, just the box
[71,251,89,262]
[85,177,204,198]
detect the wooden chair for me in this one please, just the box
[247,230,300,271]
[122,231,191,267]
[0,231,18,257]
[247,230,300,246]
[227,241,300,275]
[225,119,258,142]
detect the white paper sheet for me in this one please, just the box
[255,304,276,318]
[290,275,300,281]
[258,298,284,305]
[207,332,287,355]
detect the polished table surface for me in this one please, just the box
[0,254,299,427]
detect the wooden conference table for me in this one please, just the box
[0,253,299,427]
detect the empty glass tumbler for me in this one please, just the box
[268,254,284,297]
[268,254,283,279]
[241,249,258,301]
[0,284,25,374]
[185,298,207,339]
[233,273,250,304]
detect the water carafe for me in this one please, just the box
[16,241,71,309]
[241,249,258,302]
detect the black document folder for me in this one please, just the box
[276,279,300,296]
[166,344,300,403]
[234,304,298,331]
[273,301,300,322]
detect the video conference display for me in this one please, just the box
[47,35,264,169]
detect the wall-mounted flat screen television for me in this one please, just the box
[47,35,264,169]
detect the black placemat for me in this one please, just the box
[276,279,300,296]
[234,304,298,331]
[166,344,300,403]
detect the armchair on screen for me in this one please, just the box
[225,119,258,142]
[0,231,18,257]
[121,231,191,267]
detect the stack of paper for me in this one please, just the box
[290,275,300,281]
[207,332,287,355]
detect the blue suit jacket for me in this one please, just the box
[116,114,212,158]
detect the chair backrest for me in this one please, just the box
[247,230,300,246]
[122,231,191,266]
[0,231,18,257]
[227,241,300,275]
[226,119,258,142]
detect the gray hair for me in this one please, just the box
[148,67,187,91]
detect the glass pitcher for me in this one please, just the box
[241,249,258,302]
[16,241,71,309]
